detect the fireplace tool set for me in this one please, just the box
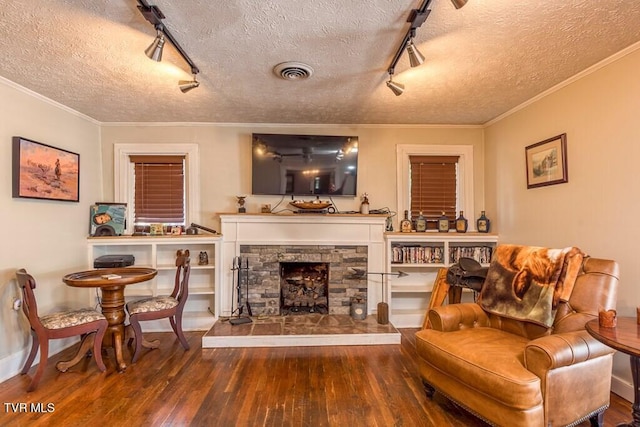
[229,256,252,325]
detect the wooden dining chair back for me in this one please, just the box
[16,268,108,392]
[126,250,191,363]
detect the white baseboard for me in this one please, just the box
[611,374,633,402]
[202,331,402,348]
[137,316,215,332]
[0,337,78,384]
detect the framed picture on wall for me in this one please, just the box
[12,136,80,202]
[525,133,568,189]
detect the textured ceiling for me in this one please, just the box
[1,0,639,125]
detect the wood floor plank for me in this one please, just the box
[0,329,632,426]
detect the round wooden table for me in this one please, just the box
[63,267,157,372]
[586,317,640,427]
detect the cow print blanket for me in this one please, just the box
[479,244,584,327]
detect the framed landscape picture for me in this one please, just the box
[525,133,568,189]
[12,136,80,202]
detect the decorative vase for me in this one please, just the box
[400,210,413,233]
[598,309,617,328]
[350,296,367,321]
[455,211,468,233]
[438,212,449,233]
[477,210,491,233]
[415,211,427,232]
[237,196,246,213]
[360,194,370,214]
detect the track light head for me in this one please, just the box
[451,0,468,9]
[145,29,165,62]
[406,39,425,67]
[386,74,405,96]
[138,4,200,76]
[178,74,200,93]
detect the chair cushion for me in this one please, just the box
[415,327,542,409]
[127,296,178,315]
[40,308,106,330]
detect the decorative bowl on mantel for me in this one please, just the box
[290,200,332,210]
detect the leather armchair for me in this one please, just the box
[415,257,619,426]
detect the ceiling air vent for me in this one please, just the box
[273,62,314,81]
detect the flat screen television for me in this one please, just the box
[251,133,358,196]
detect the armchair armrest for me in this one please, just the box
[524,330,615,376]
[426,303,491,332]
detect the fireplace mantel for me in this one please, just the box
[219,213,387,317]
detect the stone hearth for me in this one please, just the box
[202,314,401,348]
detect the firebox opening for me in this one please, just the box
[280,262,329,315]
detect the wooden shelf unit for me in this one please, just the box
[384,232,498,327]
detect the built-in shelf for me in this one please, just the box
[391,285,433,294]
[87,234,222,331]
[385,232,498,327]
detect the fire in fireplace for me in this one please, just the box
[280,262,329,315]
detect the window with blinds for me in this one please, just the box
[410,155,459,227]
[129,155,186,225]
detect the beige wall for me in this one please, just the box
[100,124,485,231]
[0,78,102,374]
[484,45,640,398]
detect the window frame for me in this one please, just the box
[396,144,474,230]
[114,143,200,234]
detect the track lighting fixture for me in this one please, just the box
[385,0,467,95]
[178,74,200,93]
[406,39,425,67]
[137,0,201,93]
[386,73,405,96]
[144,27,165,62]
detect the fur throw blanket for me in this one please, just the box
[479,244,584,327]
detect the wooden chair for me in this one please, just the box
[126,250,191,363]
[16,268,108,392]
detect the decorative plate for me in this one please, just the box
[290,201,331,210]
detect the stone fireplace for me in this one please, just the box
[239,245,368,316]
[219,214,387,318]
[204,214,398,348]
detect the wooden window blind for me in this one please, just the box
[410,155,459,224]
[129,155,186,225]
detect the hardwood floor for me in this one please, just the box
[0,328,632,426]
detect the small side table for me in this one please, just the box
[586,317,640,427]
[63,267,157,372]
